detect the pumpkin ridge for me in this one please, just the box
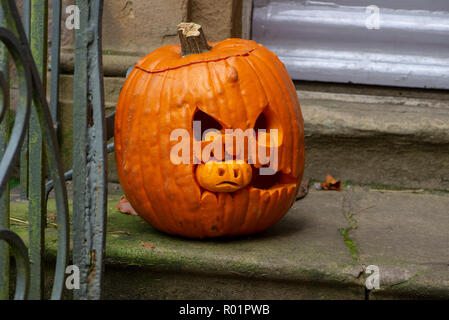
[224,192,235,236]
[167,68,203,236]
[247,51,299,176]
[118,70,146,207]
[247,53,292,174]
[156,69,185,235]
[252,48,304,178]
[241,54,289,174]
[140,71,177,234]
[233,56,268,127]
[274,62,305,178]
[218,58,249,129]
[274,187,292,228]
[132,72,164,230]
[208,60,237,129]
[258,191,280,233]
[232,188,250,234]
[256,190,271,227]
[224,59,250,128]
[229,55,268,128]
[205,60,226,129]
[116,69,140,168]
[241,187,260,234]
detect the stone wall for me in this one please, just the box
[60,0,241,61]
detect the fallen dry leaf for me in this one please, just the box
[47,213,56,219]
[296,178,311,200]
[116,196,138,216]
[321,174,342,191]
[141,242,155,249]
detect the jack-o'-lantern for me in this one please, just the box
[114,23,305,238]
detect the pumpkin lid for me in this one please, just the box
[135,38,260,74]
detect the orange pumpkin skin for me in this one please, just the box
[114,38,305,238]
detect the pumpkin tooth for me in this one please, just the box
[200,190,217,203]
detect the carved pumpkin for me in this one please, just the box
[114,23,305,238]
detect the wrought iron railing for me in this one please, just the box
[71,0,107,300]
[0,0,107,300]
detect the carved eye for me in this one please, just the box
[254,112,267,138]
[193,110,223,141]
[254,108,283,145]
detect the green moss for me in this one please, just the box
[9,178,19,190]
[102,49,141,56]
[9,198,359,288]
[338,228,359,262]
[8,111,15,136]
[337,188,361,263]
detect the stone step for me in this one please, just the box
[297,82,449,191]
[9,185,449,299]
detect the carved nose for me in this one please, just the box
[196,161,252,193]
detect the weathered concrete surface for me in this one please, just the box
[100,267,362,300]
[10,185,449,299]
[352,190,449,264]
[11,187,363,299]
[100,190,363,299]
[305,137,449,191]
[299,87,449,144]
[349,189,449,299]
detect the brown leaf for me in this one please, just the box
[321,174,342,191]
[296,178,311,200]
[116,196,139,216]
[47,213,56,219]
[141,242,155,249]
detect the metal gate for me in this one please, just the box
[0,0,107,300]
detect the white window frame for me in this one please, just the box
[245,0,449,89]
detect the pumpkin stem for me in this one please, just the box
[177,22,212,56]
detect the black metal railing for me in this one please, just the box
[0,0,107,300]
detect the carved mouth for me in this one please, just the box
[250,165,297,190]
[217,181,239,187]
[195,163,299,198]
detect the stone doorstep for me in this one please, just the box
[299,88,449,144]
[298,84,449,191]
[9,186,449,299]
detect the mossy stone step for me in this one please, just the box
[9,186,449,299]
